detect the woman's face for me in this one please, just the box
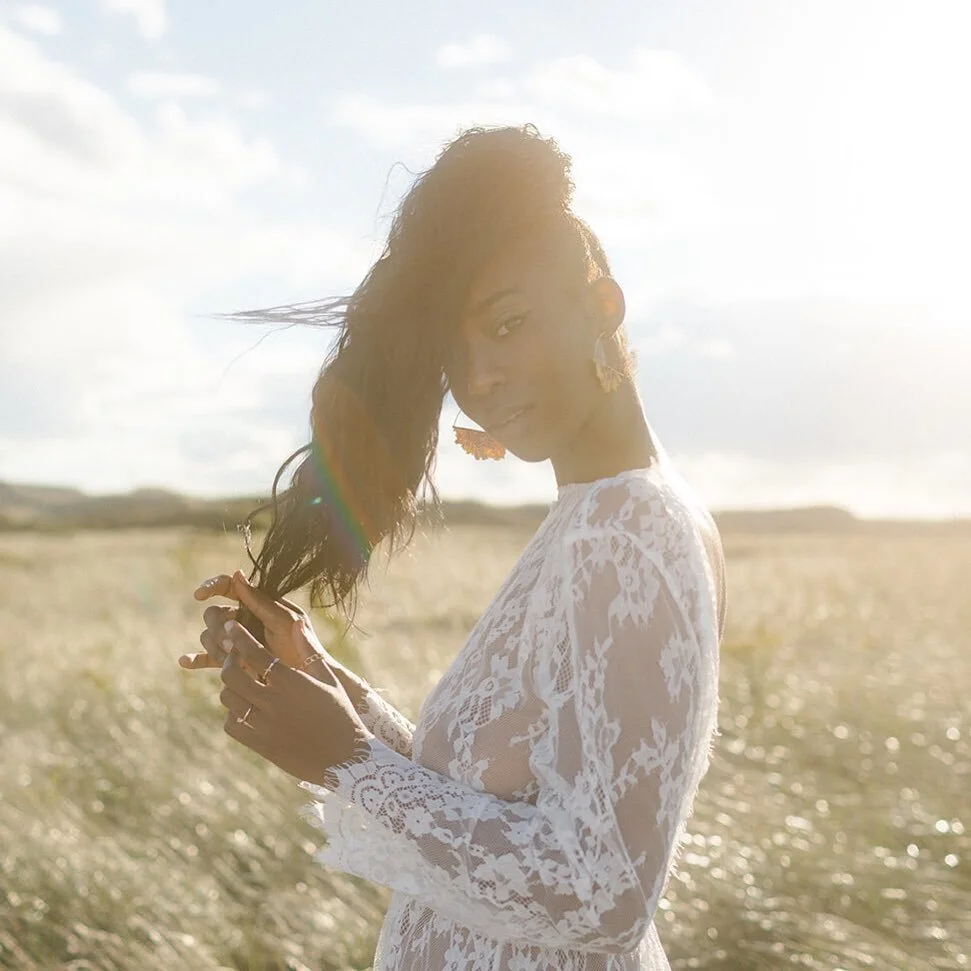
[445,236,623,466]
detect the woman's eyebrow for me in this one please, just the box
[468,287,522,319]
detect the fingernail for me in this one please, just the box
[221,638,234,652]
[223,620,235,634]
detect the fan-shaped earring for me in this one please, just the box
[593,332,624,393]
[452,411,506,461]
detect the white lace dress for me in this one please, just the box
[299,440,726,971]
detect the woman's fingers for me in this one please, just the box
[221,619,275,684]
[179,650,218,669]
[178,630,222,670]
[194,574,234,601]
[194,571,298,634]
[181,577,246,672]
[201,627,228,663]
[179,624,233,668]
[179,622,234,670]
[229,570,289,629]
[277,596,307,618]
[219,684,249,714]
[204,604,237,633]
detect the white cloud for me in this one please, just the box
[436,34,511,69]
[126,71,222,100]
[523,50,714,121]
[473,78,516,100]
[329,93,540,149]
[671,449,971,521]
[239,87,271,111]
[0,24,372,496]
[0,28,288,205]
[13,4,61,35]
[695,339,735,359]
[426,45,717,124]
[633,328,734,361]
[635,326,686,356]
[100,0,166,41]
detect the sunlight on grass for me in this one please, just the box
[1,525,968,969]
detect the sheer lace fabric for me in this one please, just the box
[299,449,725,970]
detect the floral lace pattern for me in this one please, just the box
[299,446,725,971]
[357,686,416,760]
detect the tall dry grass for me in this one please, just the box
[1,524,968,969]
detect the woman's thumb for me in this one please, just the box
[231,570,276,624]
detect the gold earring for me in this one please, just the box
[452,411,506,461]
[593,332,623,393]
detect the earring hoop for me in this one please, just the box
[593,332,624,393]
[452,410,506,461]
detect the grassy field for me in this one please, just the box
[1,523,969,970]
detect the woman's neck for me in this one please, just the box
[552,379,657,488]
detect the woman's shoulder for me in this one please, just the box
[563,465,719,564]
[558,463,727,640]
[562,466,688,542]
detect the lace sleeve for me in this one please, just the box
[355,684,415,760]
[299,525,717,953]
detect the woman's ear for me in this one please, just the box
[587,277,626,336]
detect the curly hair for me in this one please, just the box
[223,123,631,643]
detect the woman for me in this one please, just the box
[179,124,727,970]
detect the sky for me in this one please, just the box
[1,0,969,518]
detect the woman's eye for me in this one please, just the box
[495,315,525,338]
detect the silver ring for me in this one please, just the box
[257,657,280,685]
[237,704,255,728]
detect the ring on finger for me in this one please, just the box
[258,657,280,686]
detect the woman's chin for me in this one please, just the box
[499,438,549,464]
[491,412,552,463]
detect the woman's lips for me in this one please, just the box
[490,405,531,433]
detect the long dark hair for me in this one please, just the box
[224,123,622,644]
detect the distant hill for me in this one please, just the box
[0,482,263,533]
[0,481,967,537]
[711,505,970,536]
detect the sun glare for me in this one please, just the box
[806,2,971,314]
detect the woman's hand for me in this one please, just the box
[179,570,367,710]
[218,619,374,787]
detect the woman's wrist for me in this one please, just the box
[297,651,326,670]
[336,668,369,710]
[298,652,368,709]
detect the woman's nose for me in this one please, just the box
[462,341,505,397]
